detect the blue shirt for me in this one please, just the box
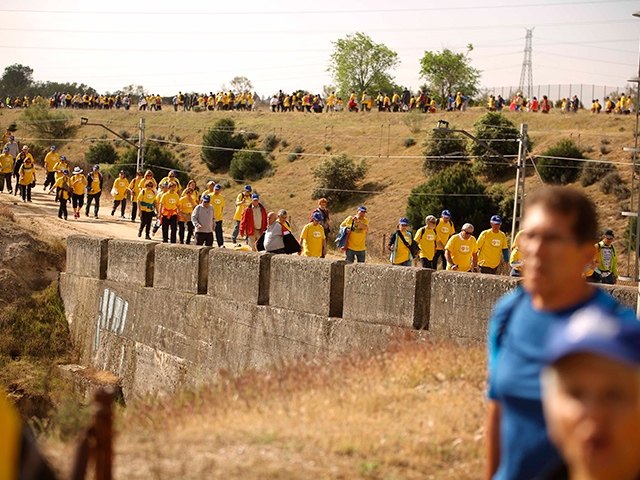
[487,287,637,480]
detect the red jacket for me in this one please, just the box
[239,203,267,236]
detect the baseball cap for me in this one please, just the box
[251,194,259,200]
[9,135,14,140]
[357,206,367,212]
[3,147,8,152]
[161,182,168,187]
[51,145,56,150]
[60,156,66,161]
[214,184,221,190]
[545,306,640,367]
[93,165,100,170]
[62,169,69,175]
[312,211,323,222]
[441,210,452,219]
[244,185,252,192]
[120,170,126,174]
[22,145,29,150]
[169,170,176,175]
[604,229,615,239]
[399,217,410,226]
[202,194,211,202]
[490,215,503,224]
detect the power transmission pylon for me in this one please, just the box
[518,28,534,100]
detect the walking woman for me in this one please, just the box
[160,182,180,243]
[70,167,87,219]
[178,187,196,244]
[18,155,36,202]
[49,169,72,219]
[137,180,157,240]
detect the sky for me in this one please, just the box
[1,0,639,97]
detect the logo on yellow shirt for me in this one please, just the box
[491,239,502,247]
[426,234,435,241]
[460,245,470,253]
[313,231,322,238]
[441,227,450,233]
[214,199,222,204]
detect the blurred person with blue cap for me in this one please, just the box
[298,210,327,258]
[433,209,454,270]
[477,215,509,275]
[388,217,418,266]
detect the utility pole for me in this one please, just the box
[511,124,528,247]
[518,28,534,100]
[136,118,145,173]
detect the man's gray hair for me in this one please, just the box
[278,209,287,216]
[462,223,474,231]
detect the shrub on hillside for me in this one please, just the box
[201,118,247,172]
[262,133,280,152]
[580,161,615,187]
[118,145,188,185]
[85,142,119,166]
[537,139,585,184]
[229,150,270,180]
[21,104,78,140]
[600,172,630,200]
[311,154,369,206]
[403,137,416,148]
[468,112,521,180]
[422,129,466,175]
[405,164,495,232]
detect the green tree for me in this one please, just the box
[419,47,480,106]
[201,118,247,172]
[85,143,120,166]
[229,150,270,181]
[422,129,466,175]
[327,32,400,98]
[405,164,494,231]
[537,139,586,185]
[118,145,188,185]
[21,104,79,140]
[311,154,369,206]
[229,76,253,92]
[468,112,522,180]
[0,64,34,97]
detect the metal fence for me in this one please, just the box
[484,84,633,102]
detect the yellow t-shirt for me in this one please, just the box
[112,178,129,201]
[415,226,437,260]
[0,153,13,174]
[53,177,71,200]
[477,229,508,269]
[160,192,180,214]
[340,216,369,252]
[129,177,143,197]
[435,220,455,250]
[510,230,524,271]
[233,192,252,221]
[70,174,87,195]
[89,174,101,194]
[210,193,225,222]
[300,223,326,257]
[159,176,182,191]
[18,163,35,185]
[445,233,478,272]
[178,195,195,215]
[137,189,157,212]
[53,160,68,181]
[44,152,60,172]
[392,230,412,265]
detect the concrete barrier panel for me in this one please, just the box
[154,244,211,294]
[107,239,155,287]
[429,271,520,342]
[342,264,431,329]
[66,235,108,279]
[599,284,637,311]
[208,249,271,305]
[269,256,345,317]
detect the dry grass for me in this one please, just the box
[44,339,486,479]
[0,200,15,222]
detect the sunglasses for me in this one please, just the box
[463,230,473,235]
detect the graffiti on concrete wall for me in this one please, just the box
[95,288,129,351]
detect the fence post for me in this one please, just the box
[382,234,386,256]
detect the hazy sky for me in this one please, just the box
[1,0,639,96]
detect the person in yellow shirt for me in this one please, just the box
[341,206,369,263]
[159,170,182,194]
[141,169,157,191]
[477,215,509,274]
[326,92,337,112]
[18,156,36,202]
[185,179,200,202]
[445,223,478,272]
[69,166,87,219]
[298,211,327,258]
[210,184,226,247]
[434,210,455,270]
[388,217,415,266]
[0,146,13,193]
[1,128,11,145]
[200,180,215,201]
[160,182,180,243]
[127,171,144,222]
[137,180,158,239]
[49,169,72,220]
[53,156,69,182]
[509,230,525,277]
[110,170,129,218]
[85,165,103,218]
[43,145,60,190]
[414,215,438,269]
[232,185,253,244]
[391,91,400,112]
[178,187,196,244]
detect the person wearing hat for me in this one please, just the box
[137,180,158,239]
[414,215,438,269]
[85,165,103,218]
[3,135,19,160]
[110,171,130,219]
[210,184,226,247]
[592,229,618,285]
[477,216,509,275]
[239,194,267,251]
[540,306,640,480]
[69,167,87,219]
[17,154,36,202]
[43,145,60,190]
[299,211,327,258]
[49,169,72,220]
[445,223,478,272]
[309,198,331,246]
[434,210,455,270]
[388,217,417,266]
[191,194,215,246]
[232,185,253,244]
[340,206,369,263]
[0,146,13,194]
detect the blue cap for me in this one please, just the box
[93,164,100,170]
[9,135,14,140]
[62,169,69,175]
[244,185,252,192]
[251,193,259,200]
[161,182,168,187]
[169,170,176,175]
[357,206,367,212]
[312,211,323,221]
[51,145,56,150]
[202,194,211,202]
[3,147,8,152]
[545,307,640,367]
[60,156,66,161]
[214,184,221,190]
[490,215,502,224]
[120,170,126,174]
[399,217,409,226]
[441,210,451,219]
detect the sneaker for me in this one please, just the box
[94,214,98,219]
[121,215,125,219]
[85,211,89,217]
[145,236,152,240]
[137,230,142,238]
